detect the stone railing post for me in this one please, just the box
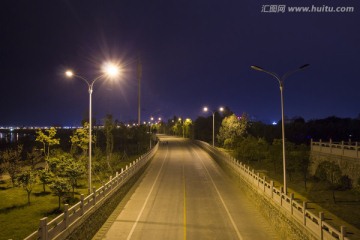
[80,194,85,215]
[319,139,322,152]
[64,204,69,228]
[330,138,333,153]
[252,169,255,185]
[303,201,307,225]
[270,181,274,198]
[290,193,294,214]
[341,226,346,240]
[93,187,97,205]
[39,217,48,240]
[341,141,345,155]
[110,176,114,190]
[263,176,266,192]
[319,212,324,239]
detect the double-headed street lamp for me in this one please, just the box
[250,64,309,194]
[65,62,121,194]
[203,106,224,147]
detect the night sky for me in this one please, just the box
[0,0,359,126]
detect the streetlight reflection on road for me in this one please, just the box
[65,61,121,194]
[251,64,309,195]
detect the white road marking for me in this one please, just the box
[193,148,244,240]
[126,146,169,240]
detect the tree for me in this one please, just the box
[235,136,269,164]
[172,118,183,137]
[290,144,310,189]
[315,161,342,203]
[70,122,91,155]
[103,114,115,171]
[26,147,42,170]
[1,145,23,187]
[269,139,282,174]
[46,151,85,197]
[217,113,248,148]
[17,170,37,205]
[64,160,85,196]
[0,166,4,180]
[50,177,71,209]
[183,118,193,138]
[35,127,60,168]
[38,169,54,192]
[194,116,212,142]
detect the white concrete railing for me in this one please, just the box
[24,142,159,240]
[197,140,351,240]
[311,139,360,159]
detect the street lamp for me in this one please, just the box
[178,117,185,138]
[149,117,154,149]
[250,64,309,194]
[65,62,121,194]
[203,106,224,147]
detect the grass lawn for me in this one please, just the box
[0,160,134,240]
[0,180,68,240]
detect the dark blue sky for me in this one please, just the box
[0,0,359,126]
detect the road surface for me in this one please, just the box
[94,136,279,240]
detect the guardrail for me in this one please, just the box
[24,142,159,240]
[311,139,360,159]
[196,140,350,240]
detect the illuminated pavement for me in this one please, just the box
[94,136,280,240]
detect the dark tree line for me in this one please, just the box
[248,116,360,145]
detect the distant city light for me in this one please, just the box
[272,121,277,125]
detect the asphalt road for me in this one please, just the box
[95,136,280,240]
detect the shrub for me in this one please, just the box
[338,175,352,190]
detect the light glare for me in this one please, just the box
[103,62,120,77]
[65,70,73,77]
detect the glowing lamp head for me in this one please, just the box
[219,107,224,112]
[65,70,74,77]
[103,62,120,78]
[203,107,209,112]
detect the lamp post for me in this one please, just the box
[149,117,154,149]
[65,62,120,194]
[203,106,224,147]
[177,117,184,138]
[250,64,309,194]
